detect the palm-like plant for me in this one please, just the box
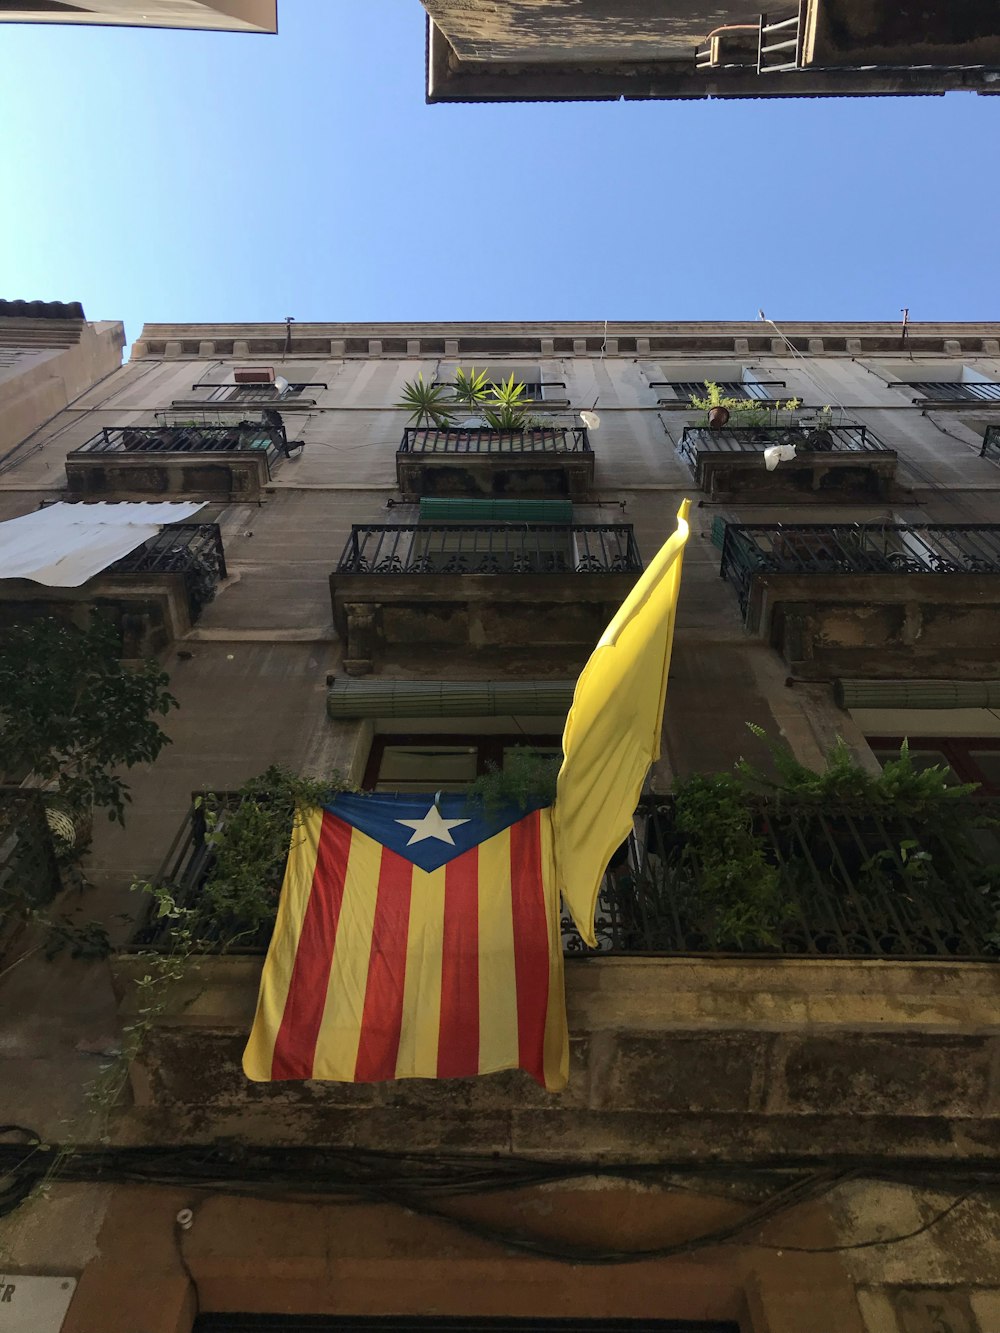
[452,366,490,410]
[397,374,455,429]
[482,373,530,431]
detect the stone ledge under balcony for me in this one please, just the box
[0,571,197,657]
[745,574,1000,681]
[330,570,638,675]
[65,448,273,502]
[109,953,1000,1160]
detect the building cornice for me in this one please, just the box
[131,321,1000,361]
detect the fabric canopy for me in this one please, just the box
[0,501,206,588]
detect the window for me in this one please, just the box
[363,735,562,792]
[651,363,787,405]
[867,736,1000,796]
[437,365,567,407]
[881,364,1000,403]
[177,370,326,409]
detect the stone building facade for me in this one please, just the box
[2,320,1000,1333]
[422,1,1000,101]
[0,2,276,33]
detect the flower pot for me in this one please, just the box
[708,406,730,431]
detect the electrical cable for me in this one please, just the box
[732,1188,979,1255]
[3,1139,998,1262]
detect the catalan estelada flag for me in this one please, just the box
[243,792,568,1091]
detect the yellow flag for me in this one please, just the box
[552,500,690,945]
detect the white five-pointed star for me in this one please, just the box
[395,804,470,846]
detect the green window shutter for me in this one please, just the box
[418,498,573,523]
[327,679,577,719]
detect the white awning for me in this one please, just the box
[0,501,207,588]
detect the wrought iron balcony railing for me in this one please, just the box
[904,382,1000,403]
[399,426,591,455]
[720,523,1000,616]
[108,523,227,615]
[131,791,1000,961]
[982,426,1000,464]
[576,797,1000,959]
[678,423,890,465]
[72,422,290,464]
[651,380,787,404]
[337,524,642,575]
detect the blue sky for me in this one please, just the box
[2,0,998,345]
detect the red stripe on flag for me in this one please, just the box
[271,813,353,1080]
[437,846,480,1078]
[510,809,550,1086]
[354,847,414,1082]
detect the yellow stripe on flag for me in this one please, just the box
[393,862,447,1079]
[539,809,569,1092]
[476,826,520,1076]
[310,825,383,1081]
[243,808,323,1081]
[553,501,690,946]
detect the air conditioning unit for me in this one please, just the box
[234,366,275,385]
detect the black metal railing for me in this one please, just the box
[720,523,1000,616]
[678,424,890,466]
[336,524,642,575]
[0,789,62,920]
[72,421,289,465]
[132,792,1000,960]
[572,797,1000,959]
[905,382,1000,403]
[652,380,787,404]
[982,426,1000,464]
[399,426,591,455]
[108,523,227,615]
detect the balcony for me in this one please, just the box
[396,425,594,499]
[721,522,1000,678]
[904,381,1000,404]
[0,523,226,657]
[678,424,896,501]
[111,784,1000,1146]
[330,523,641,673]
[65,421,296,500]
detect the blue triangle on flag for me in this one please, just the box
[324,791,549,872]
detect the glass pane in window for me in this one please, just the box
[968,750,1000,790]
[375,745,478,792]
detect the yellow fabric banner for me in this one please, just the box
[552,500,690,945]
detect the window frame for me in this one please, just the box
[362,732,562,792]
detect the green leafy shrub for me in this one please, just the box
[0,612,176,826]
[467,746,559,813]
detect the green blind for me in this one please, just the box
[418,498,573,523]
[328,678,576,719]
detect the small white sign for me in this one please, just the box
[0,1275,76,1332]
